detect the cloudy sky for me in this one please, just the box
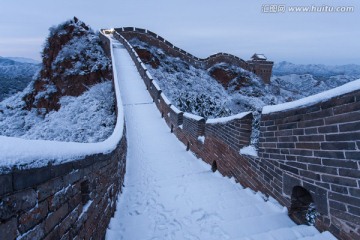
[0,0,359,64]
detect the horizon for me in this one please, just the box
[0,0,359,65]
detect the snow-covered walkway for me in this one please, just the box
[105,38,335,240]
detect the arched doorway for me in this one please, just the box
[289,186,318,225]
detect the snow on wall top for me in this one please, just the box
[0,34,124,172]
[170,105,182,114]
[160,93,171,105]
[183,112,204,121]
[262,79,360,114]
[206,112,251,124]
[152,80,161,91]
[146,71,153,80]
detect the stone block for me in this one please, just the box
[44,203,69,234]
[0,188,37,220]
[18,224,45,240]
[0,174,12,196]
[18,200,48,233]
[13,167,52,191]
[37,176,64,201]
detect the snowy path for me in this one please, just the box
[106,39,334,240]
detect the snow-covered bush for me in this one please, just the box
[130,39,232,118]
[305,203,320,226]
[0,81,115,143]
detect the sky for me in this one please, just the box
[0,0,359,65]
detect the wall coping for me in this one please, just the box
[206,112,252,124]
[183,112,204,121]
[262,79,360,114]
[170,105,183,114]
[160,93,171,105]
[0,32,125,173]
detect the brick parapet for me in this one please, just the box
[0,131,127,240]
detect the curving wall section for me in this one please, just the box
[115,27,258,77]
[113,28,360,240]
[0,32,127,240]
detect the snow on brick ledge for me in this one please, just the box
[262,79,360,114]
[160,93,171,105]
[240,145,258,157]
[183,112,204,121]
[206,111,252,124]
[0,34,124,172]
[146,71,153,80]
[152,80,161,91]
[170,105,182,114]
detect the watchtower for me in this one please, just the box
[247,53,273,84]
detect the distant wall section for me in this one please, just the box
[115,27,273,83]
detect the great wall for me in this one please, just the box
[0,27,359,240]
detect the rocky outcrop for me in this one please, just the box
[23,17,111,114]
[208,64,253,91]
[134,47,160,69]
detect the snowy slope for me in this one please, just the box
[130,38,360,116]
[129,38,359,145]
[106,38,336,240]
[130,39,232,118]
[0,56,40,101]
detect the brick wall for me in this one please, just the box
[115,28,360,239]
[0,132,127,240]
[258,91,360,239]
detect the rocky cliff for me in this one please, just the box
[23,17,111,114]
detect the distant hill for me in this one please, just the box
[5,57,40,64]
[273,61,360,78]
[0,57,40,101]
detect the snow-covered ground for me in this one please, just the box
[106,37,335,240]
